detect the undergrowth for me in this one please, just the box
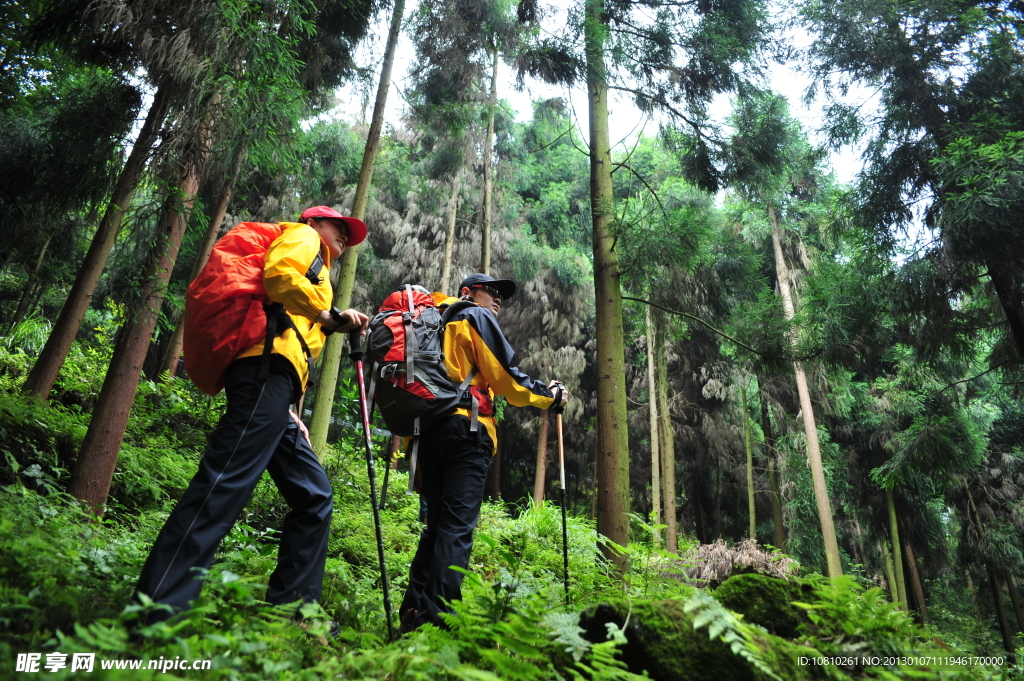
[0,342,1017,679]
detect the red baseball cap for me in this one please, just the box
[299,206,367,246]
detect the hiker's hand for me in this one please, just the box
[318,308,368,332]
[289,410,310,444]
[548,380,569,407]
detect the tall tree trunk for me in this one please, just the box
[1005,571,1024,633]
[646,306,661,547]
[988,567,1018,663]
[585,0,629,571]
[741,382,755,541]
[23,86,171,400]
[987,256,1024,359]
[656,321,677,552]
[9,235,51,332]
[694,474,706,543]
[965,569,984,627]
[769,206,842,577]
[902,536,928,624]
[758,385,786,551]
[308,0,406,454]
[479,48,498,275]
[440,180,459,293]
[887,489,909,609]
[159,139,247,378]
[966,486,1017,661]
[68,148,207,515]
[881,541,898,604]
[532,410,549,504]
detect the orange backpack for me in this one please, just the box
[183,222,284,394]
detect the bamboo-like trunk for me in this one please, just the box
[68,145,207,515]
[585,0,630,571]
[532,410,549,504]
[902,536,928,624]
[8,236,51,332]
[1005,571,1024,633]
[741,382,755,541]
[988,567,1018,663]
[308,0,406,455]
[758,385,786,551]
[646,306,661,547]
[966,487,1017,660]
[656,322,676,552]
[159,140,247,379]
[694,473,706,543]
[887,489,909,609]
[881,541,898,604]
[965,569,984,627]
[23,86,171,400]
[769,206,842,577]
[987,256,1024,360]
[440,180,459,293]
[479,48,498,275]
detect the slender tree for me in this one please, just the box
[646,305,661,547]
[532,410,549,504]
[158,138,248,378]
[70,129,211,513]
[655,319,677,552]
[307,0,406,454]
[22,86,169,399]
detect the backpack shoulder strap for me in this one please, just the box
[305,251,324,285]
[439,299,475,325]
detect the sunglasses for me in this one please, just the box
[472,285,502,301]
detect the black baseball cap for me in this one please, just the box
[459,273,516,300]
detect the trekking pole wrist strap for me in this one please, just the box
[322,307,349,335]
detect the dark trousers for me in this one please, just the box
[399,415,492,631]
[134,358,333,623]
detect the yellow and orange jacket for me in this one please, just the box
[432,293,557,451]
[235,222,333,389]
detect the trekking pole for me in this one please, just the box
[349,330,395,642]
[378,436,395,511]
[554,402,569,606]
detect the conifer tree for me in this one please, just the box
[520,0,770,565]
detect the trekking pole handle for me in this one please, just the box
[551,381,566,414]
[348,329,364,361]
[323,307,351,336]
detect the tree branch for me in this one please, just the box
[938,361,1008,394]
[623,296,766,356]
[612,162,667,217]
[606,85,713,142]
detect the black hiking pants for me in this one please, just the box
[134,357,332,624]
[399,414,493,631]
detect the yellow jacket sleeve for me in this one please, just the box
[263,222,331,321]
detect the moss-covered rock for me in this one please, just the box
[580,596,829,681]
[580,598,758,681]
[714,573,808,639]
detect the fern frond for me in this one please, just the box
[684,590,782,681]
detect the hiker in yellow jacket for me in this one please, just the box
[134,206,368,626]
[399,273,569,633]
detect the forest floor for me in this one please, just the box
[0,341,1019,680]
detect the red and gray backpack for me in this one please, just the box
[364,285,477,486]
